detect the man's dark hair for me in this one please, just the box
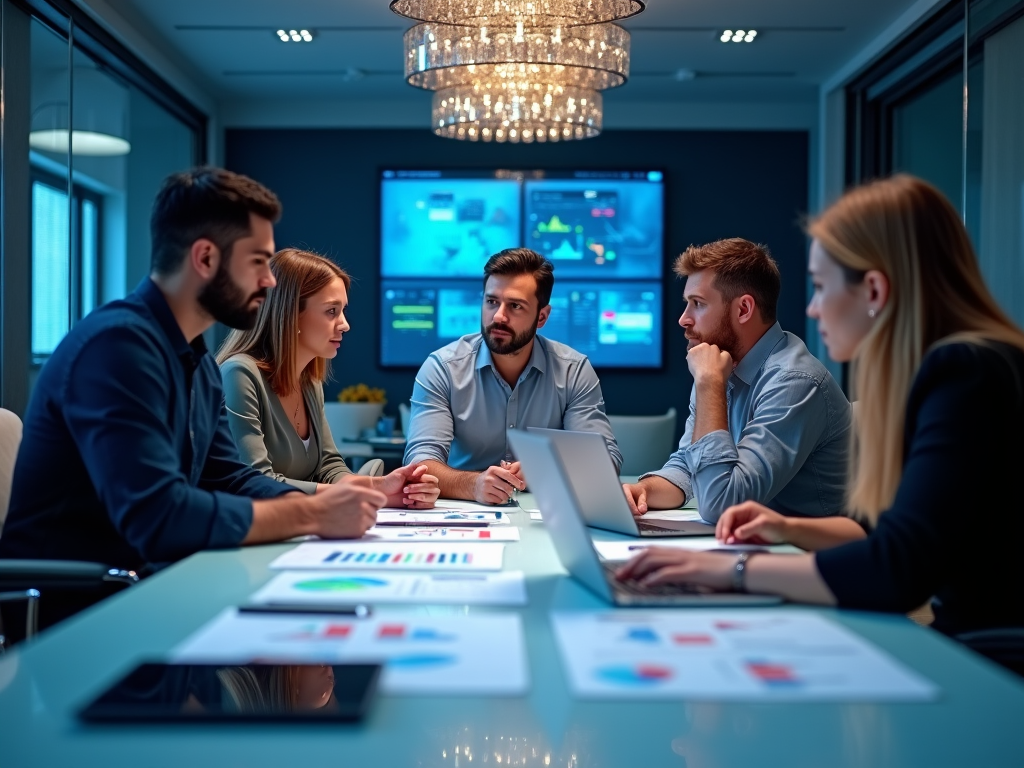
[674,238,781,324]
[482,248,555,309]
[150,167,282,276]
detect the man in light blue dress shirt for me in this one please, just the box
[405,248,621,504]
[623,238,851,524]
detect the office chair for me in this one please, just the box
[955,628,1024,678]
[0,408,138,649]
[607,408,677,476]
[357,459,385,477]
[398,402,411,437]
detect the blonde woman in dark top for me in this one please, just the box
[218,248,439,507]
[617,175,1024,638]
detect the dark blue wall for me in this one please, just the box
[225,128,809,439]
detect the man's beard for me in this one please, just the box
[686,313,739,356]
[197,257,266,330]
[483,315,540,356]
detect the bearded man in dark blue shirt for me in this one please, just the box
[0,168,385,591]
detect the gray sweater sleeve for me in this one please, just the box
[220,357,319,494]
[311,383,353,485]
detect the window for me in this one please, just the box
[30,172,103,360]
[845,0,1024,326]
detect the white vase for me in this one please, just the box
[324,402,385,441]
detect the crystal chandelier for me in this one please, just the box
[391,0,645,142]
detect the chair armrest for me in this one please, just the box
[955,628,1024,677]
[0,560,139,589]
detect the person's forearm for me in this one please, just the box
[244,494,318,544]
[745,553,836,604]
[422,460,477,501]
[691,379,729,442]
[783,516,867,551]
[640,476,687,509]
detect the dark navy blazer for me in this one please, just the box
[0,278,294,571]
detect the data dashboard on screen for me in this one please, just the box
[380,169,664,368]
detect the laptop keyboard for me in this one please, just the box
[637,520,674,532]
[601,562,703,596]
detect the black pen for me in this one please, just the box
[238,604,372,617]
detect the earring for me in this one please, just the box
[868,309,876,318]
[298,330,301,334]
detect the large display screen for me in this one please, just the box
[380,169,664,368]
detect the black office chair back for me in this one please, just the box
[956,628,1024,678]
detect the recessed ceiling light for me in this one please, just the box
[721,28,757,43]
[276,28,314,42]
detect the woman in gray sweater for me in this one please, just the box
[217,248,439,507]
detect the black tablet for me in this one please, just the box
[78,662,382,723]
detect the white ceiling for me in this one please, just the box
[100,0,921,106]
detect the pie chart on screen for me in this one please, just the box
[595,664,674,686]
[293,576,390,592]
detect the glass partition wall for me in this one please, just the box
[1,0,205,413]
[846,0,1024,327]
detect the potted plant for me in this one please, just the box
[324,384,387,441]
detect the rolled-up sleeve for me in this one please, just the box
[64,329,277,562]
[642,389,696,501]
[659,372,830,523]
[563,358,622,472]
[404,355,455,465]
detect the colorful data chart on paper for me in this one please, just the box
[269,542,505,572]
[376,510,511,526]
[363,526,520,542]
[551,609,937,701]
[172,608,528,695]
[250,570,527,606]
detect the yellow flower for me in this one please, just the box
[338,384,387,404]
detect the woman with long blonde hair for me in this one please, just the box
[218,248,439,507]
[617,175,1024,639]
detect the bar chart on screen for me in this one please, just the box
[269,542,506,571]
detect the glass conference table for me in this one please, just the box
[1,496,1022,768]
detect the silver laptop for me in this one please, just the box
[508,430,781,607]
[527,427,715,537]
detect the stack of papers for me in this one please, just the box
[251,570,527,606]
[376,510,510,526]
[551,609,937,701]
[270,541,506,571]
[173,609,529,695]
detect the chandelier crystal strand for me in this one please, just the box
[390,0,644,27]
[403,22,630,91]
[433,83,601,142]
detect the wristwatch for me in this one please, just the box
[733,552,754,593]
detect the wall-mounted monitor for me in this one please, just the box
[380,169,665,368]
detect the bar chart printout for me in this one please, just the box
[173,609,529,694]
[551,609,938,701]
[269,542,506,572]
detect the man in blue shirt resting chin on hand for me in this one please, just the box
[404,248,621,505]
[622,238,851,524]
[0,168,386,588]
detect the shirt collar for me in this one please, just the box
[135,277,209,365]
[732,322,784,386]
[475,333,548,377]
